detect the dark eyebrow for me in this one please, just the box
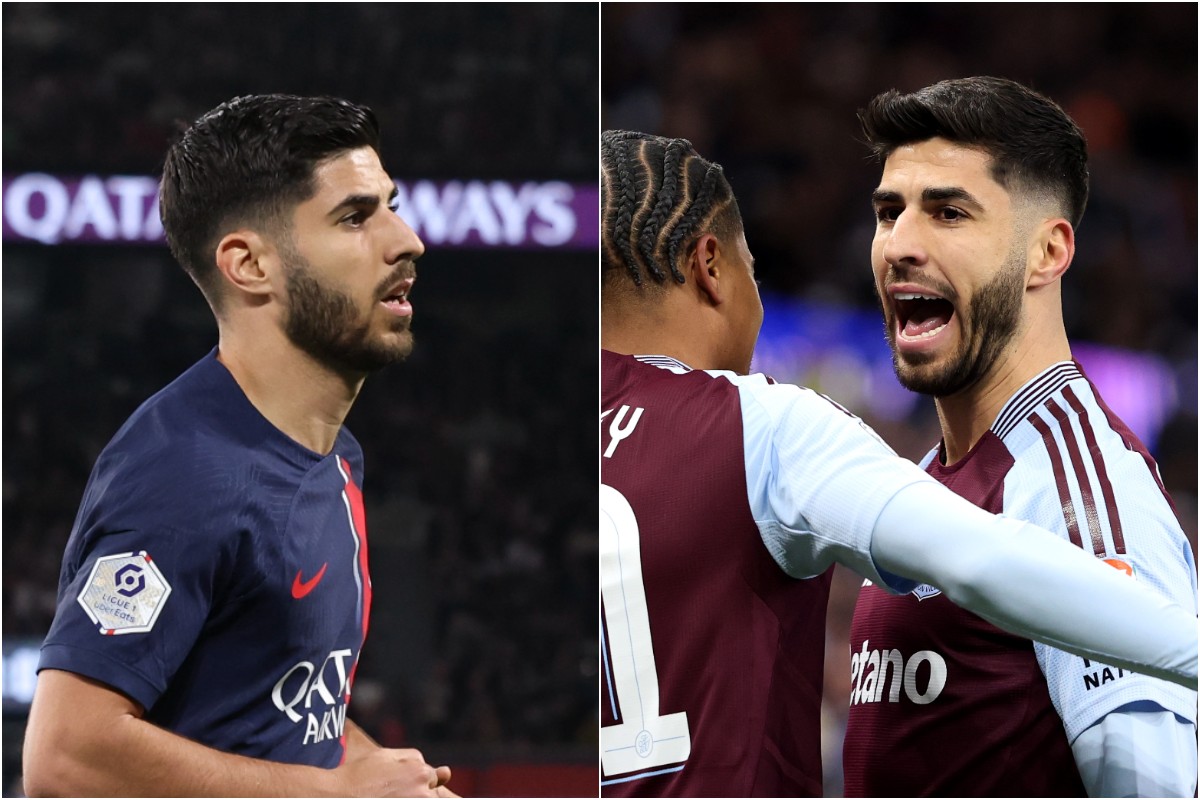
[870,187,983,207]
[921,186,982,207]
[327,194,382,218]
[871,189,902,207]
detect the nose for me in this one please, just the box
[386,208,426,264]
[879,208,928,269]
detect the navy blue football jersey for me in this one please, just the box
[39,349,372,767]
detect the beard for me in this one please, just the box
[884,249,1026,398]
[280,245,414,374]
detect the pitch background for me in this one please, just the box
[3,4,597,797]
[602,3,1196,795]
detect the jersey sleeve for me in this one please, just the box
[39,519,243,712]
[733,374,929,590]
[1071,708,1197,796]
[1007,429,1199,742]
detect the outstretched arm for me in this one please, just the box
[24,670,451,797]
[869,480,1197,688]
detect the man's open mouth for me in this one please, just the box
[893,291,954,340]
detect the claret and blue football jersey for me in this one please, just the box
[600,351,928,797]
[39,349,372,767]
[844,361,1197,796]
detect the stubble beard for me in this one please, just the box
[885,251,1026,398]
[281,246,414,375]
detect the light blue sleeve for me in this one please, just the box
[1071,707,1197,797]
[869,480,1197,689]
[731,374,926,591]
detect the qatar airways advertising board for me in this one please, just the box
[1,173,598,250]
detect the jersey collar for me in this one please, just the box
[633,354,693,372]
[991,360,1083,441]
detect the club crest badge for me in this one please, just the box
[911,583,942,601]
[76,551,171,635]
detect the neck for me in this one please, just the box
[934,323,1070,465]
[216,320,364,456]
[602,297,728,372]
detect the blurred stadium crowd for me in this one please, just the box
[3,3,596,795]
[603,4,1196,796]
[4,4,594,179]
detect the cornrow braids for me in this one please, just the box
[608,135,646,286]
[636,137,690,283]
[601,129,741,292]
[664,163,721,275]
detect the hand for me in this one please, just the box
[334,748,450,797]
[432,764,459,796]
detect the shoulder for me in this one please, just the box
[1001,370,1174,510]
[79,353,289,536]
[999,370,1191,577]
[725,370,897,454]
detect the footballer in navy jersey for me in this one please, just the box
[24,95,453,797]
[41,349,372,766]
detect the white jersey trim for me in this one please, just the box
[992,361,1082,440]
[993,363,1197,742]
[632,354,692,373]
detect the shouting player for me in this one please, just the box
[599,130,1196,796]
[844,77,1197,797]
[23,95,455,797]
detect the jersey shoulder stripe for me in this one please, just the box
[999,362,1175,559]
[992,361,1081,440]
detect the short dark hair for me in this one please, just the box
[601,130,741,290]
[859,77,1089,228]
[160,94,381,306]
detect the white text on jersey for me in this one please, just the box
[272,648,354,745]
[602,405,644,458]
[850,639,948,706]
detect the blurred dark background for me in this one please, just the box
[3,4,597,797]
[603,3,1196,796]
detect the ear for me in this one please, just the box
[214,229,277,300]
[687,233,723,306]
[1028,218,1074,289]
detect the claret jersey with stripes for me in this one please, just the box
[843,361,1197,797]
[39,349,373,767]
[601,351,932,797]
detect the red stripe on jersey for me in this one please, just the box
[1028,412,1083,549]
[338,457,372,691]
[1063,386,1125,554]
[1045,399,1104,555]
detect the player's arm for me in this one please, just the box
[23,669,449,797]
[868,479,1196,688]
[344,718,382,761]
[344,719,455,789]
[1070,706,1197,797]
[742,382,1196,688]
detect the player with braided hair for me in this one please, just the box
[599,130,1197,796]
[601,130,739,288]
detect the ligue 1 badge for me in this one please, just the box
[76,551,171,635]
